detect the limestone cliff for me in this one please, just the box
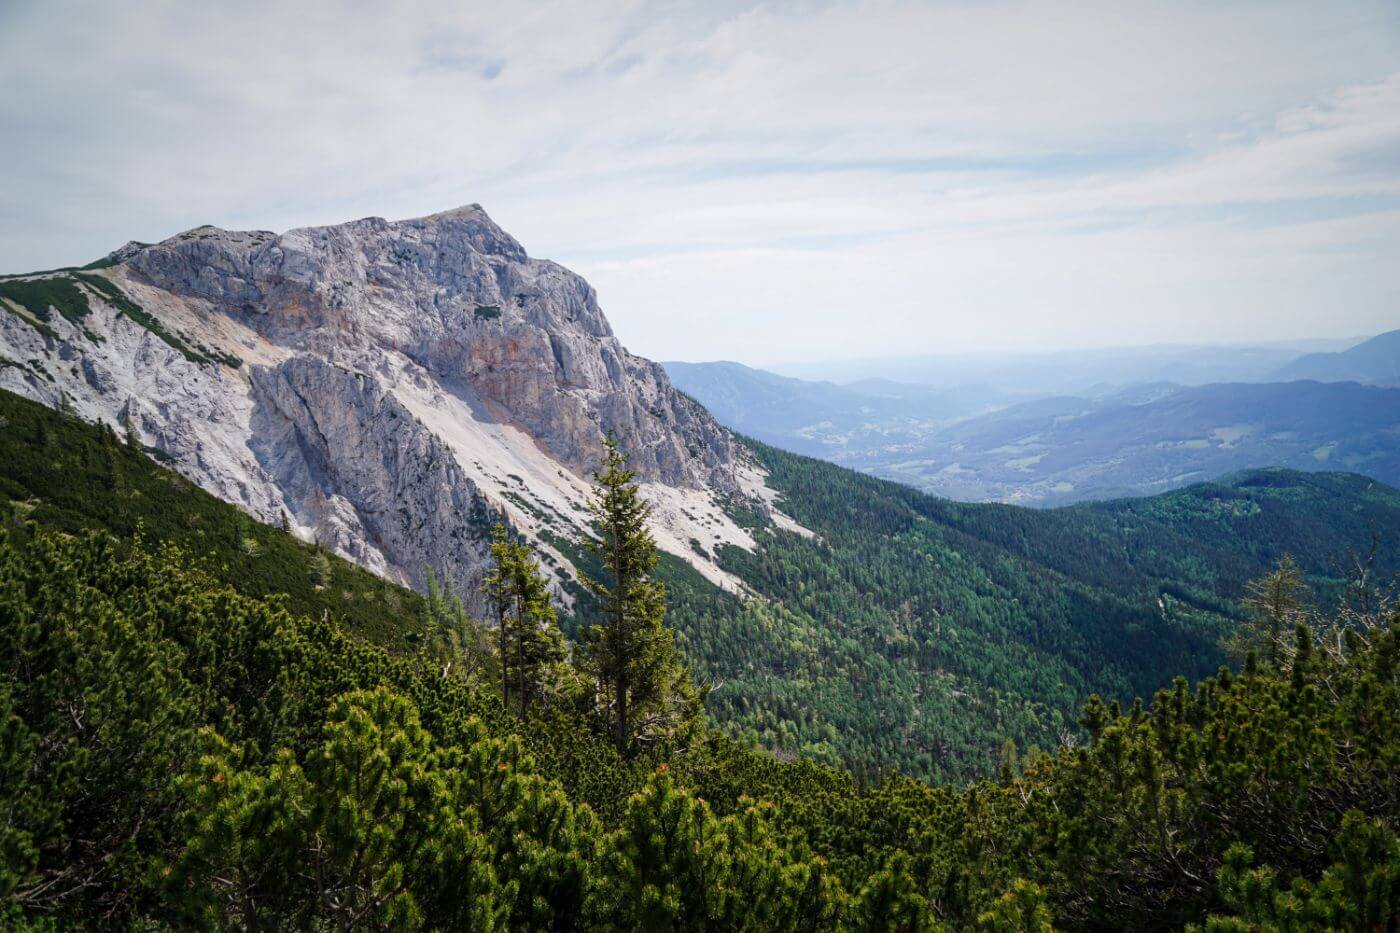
[0,205,791,607]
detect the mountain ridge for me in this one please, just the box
[667,358,1400,506]
[1273,328,1400,386]
[0,205,793,609]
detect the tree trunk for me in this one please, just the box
[615,674,629,755]
[498,602,509,712]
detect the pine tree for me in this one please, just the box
[422,567,493,680]
[483,527,515,710]
[580,436,700,756]
[483,525,567,716]
[0,687,42,903]
[976,879,1054,931]
[1230,554,1309,665]
[852,851,936,932]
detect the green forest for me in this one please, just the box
[668,438,1400,780]
[0,389,1397,929]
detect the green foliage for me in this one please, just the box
[484,524,570,716]
[0,273,238,366]
[0,388,431,648]
[0,498,1396,928]
[474,304,502,320]
[0,531,199,915]
[0,275,92,327]
[1199,812,1400,931]
[581,436,703,756]
[0,386,1396,929]
[173,690,512,930]
[925,613,1400,928]
[593,768,845,930]
[975,880,1054,932]
[662,438,1400,781]
[851,852,936,932]
[1226,552,1309,664]
[424,565,498,683]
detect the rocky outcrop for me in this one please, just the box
[124,205,738,492]
[248,355,502,595]
[0,205,774,610]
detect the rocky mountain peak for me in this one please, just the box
[0,204,783,610]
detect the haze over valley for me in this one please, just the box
[666,331,1400,505]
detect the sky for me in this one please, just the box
[2,1,1398,366]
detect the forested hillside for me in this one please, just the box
[667,439,1400,780]
[0,419,1395,928]
[2,388,1398,787]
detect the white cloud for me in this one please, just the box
[1,0,1397,361]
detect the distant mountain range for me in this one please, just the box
[666,331,1400,505]
[869,380,1400,504]
[1273,329,1400,386]
[663,360,1009,459]
[768,337,1362,395]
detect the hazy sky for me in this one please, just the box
[2,1,1398,364]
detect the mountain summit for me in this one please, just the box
[0,206,787,605]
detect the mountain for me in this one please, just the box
[771,339,1358,394]
[662,359,1005,459]
[6,206,1400,784]
[0,206,789,611]
[672,360,1400,506]
[5,382,1399,788]
[1273,328,1400,386]
[868,380,1400,504]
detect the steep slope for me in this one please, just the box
[0,386,430,647]
[1273,328,1400,386]
[0,206,795,608]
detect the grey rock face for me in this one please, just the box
[1,205,758,610]
[127,204,737,492]
[249,355,503,597]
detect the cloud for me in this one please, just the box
[1,0,1397,361]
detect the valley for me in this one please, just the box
[1,206,1396,929]
[6,4,1398,926]
[667,346,1400,506]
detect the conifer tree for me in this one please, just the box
[580,436,700,756]
[122,411,141,449]
[852,851,936,932]
[423,566,495,682]
[483,524,567,716]
[309,548,332,589]
[976,879,1054,932]
[1230,553,1309,665]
